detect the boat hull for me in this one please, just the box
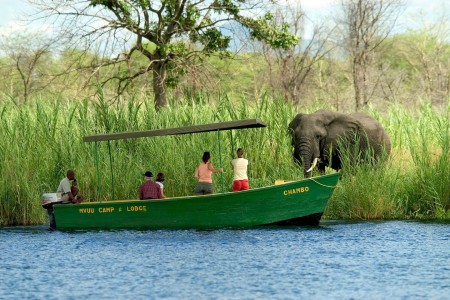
[53,173,340,230]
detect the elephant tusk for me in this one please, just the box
[306,158,318,173]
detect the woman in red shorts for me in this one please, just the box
[231,148,249,192]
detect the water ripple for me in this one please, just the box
[1,221,449,299]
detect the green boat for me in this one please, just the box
[50,119,340,230]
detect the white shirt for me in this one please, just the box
[156,181,164,190]
[57,177,72,194]
[231,157,248,180]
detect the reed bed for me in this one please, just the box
[0,95,448,226]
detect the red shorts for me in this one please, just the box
[232,179,249,192]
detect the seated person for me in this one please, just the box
[139,171,163,200]
[57,169,84,204]
[155,172,167,198]
[70,178,84,203]
[46,169,83,229]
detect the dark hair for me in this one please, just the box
[156,172,164,182]
[202,151,211,163]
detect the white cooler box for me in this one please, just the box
[42,193,62,205]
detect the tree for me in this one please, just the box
[29,0,298,110]
[380,30,450,106]
[338,0,404,111]
[259,2,336,104]
[0,33,53,103]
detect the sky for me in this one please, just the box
[0,0,35,36]
[0,0,447,37]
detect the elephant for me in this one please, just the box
[288,109,391,177]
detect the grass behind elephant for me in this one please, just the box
[325,142,450,220]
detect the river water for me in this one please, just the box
[1,221,449,299]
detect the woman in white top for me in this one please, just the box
[231,148,249,192]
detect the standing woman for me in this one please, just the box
[194,151,223,195]
[231,148,249,192]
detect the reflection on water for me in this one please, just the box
[1,221,449,299]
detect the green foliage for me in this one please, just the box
[163,1,200,28]
[193,28,231,53]
[241,13,299,50]
[327,103,450,220]
[327,162,404,220]
[379,30,450,104]
[0,94,449,226]
[81,0,299,109]
[90,0,133,24]
[211,0,240,15]
[403,103,450,216]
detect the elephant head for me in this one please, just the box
[288,109,391,177]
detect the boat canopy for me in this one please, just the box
[83,119,266,143]
[84,118,267,199]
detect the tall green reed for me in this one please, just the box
[326,138,404,219]
[0,93,448,225]
[403,103,450,217]
[327,103,449,220]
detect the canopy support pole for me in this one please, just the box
[107,140,115,200]
[95,142,101,202]
[217,129,224,193]
[230,131,235,158]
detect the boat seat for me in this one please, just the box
[275,179,293,185]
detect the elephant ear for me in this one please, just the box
[326,113,361,142]
[288,113,304,135]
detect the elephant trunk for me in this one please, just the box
[303,153,317,178]
[294,138,315,178]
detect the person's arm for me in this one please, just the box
[208,163,223,173]
[68,192,76,202]
[160,185,166,198]
[71,185,80,201]
[157,186,164,199]
[194,166,199,179]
